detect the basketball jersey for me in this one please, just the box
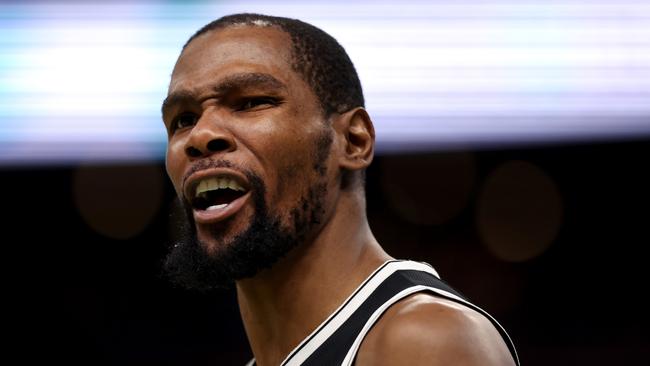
[246,260,520,366]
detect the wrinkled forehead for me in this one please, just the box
[165,24,323,116]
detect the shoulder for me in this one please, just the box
[355,293,516,366]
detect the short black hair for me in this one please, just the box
[183,13,365,117]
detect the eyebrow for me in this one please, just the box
[161,72,287,115]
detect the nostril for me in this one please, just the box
[207,139,230,152]
[186,146,202,157]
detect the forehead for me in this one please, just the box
[169,26,298,94]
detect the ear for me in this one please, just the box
[333,107,375,171]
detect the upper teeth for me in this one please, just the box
[195,177,245,197]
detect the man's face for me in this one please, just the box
[161,26,335,289]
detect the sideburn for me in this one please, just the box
[313,126,333,176]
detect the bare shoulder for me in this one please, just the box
[355,293,516,366]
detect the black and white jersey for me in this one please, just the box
[246,260,520,366]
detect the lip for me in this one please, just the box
[193,190,252,224]
[183,168,252,224]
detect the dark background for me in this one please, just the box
[5,138,650,365]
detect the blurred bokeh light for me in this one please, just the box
[476,160,563,262]
[73,164,165,239]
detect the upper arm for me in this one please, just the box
[355,294,516,366]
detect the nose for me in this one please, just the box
[184,114,236,158]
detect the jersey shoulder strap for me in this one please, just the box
[248,260,520,366]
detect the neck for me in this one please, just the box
[235,193,390,366]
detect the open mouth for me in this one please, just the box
[190,177,249,211]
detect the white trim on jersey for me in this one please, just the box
[245,260,519,366]
[281,260,439,366]
[340,283,520,366]
[340,284,432,366]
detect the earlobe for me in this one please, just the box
[334,107,375,171]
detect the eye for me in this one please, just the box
[238,97,279,111]
[170,113,198,131]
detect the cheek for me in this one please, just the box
[165,140,187,194]
[240,118,313,172]
[268,135,325,211]
[280,138,311,177]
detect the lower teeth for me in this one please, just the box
[206,203,228,211]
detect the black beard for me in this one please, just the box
[162,162,328,291]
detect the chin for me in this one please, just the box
[163,161,329,291]
[194,200,257,250]
[195,223,241,256]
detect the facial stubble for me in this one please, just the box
[163,130,333,291]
